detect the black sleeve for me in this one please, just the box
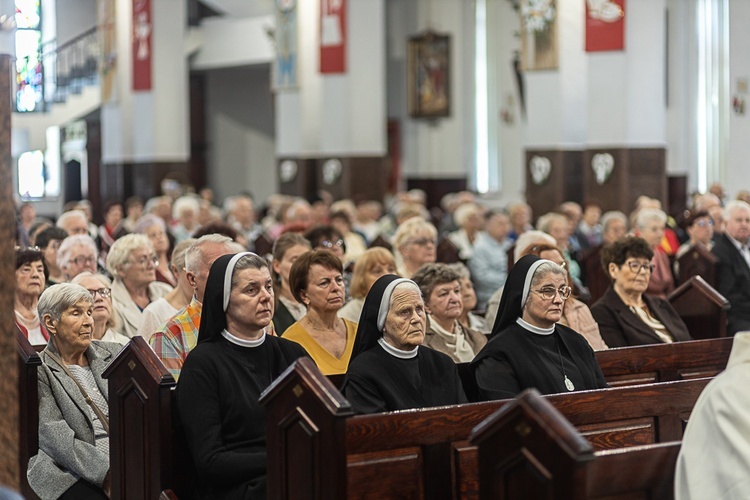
[590,302,629,348]
[473,354,521,401]
[342,374,388,415]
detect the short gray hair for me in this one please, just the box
[38,283,93,324]
[57,234,98,270]
[133,213,166,234]
[724,200,750,221]
[106,233,154,276]
[393,217,438,250]
[536,212,568,234]
[172,195,201,220]
[635,208,667,229]
[529,262,567,290]
[55,210,87,230]
[601,211,627,232]
[230,254,271,288]
[185,234,243,273]
[71,272,120,330]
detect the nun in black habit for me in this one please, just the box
[342,274,467,414]
[175,252,309,499]
[471,255,607,401]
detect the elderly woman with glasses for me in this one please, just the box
[57,234,99,281]
[591,236,691,348]
[71,272,130,345]
[15,246,49,345]
[392,217,438,278]
[105,233,173,338]
[27,283,123,499]
[471,255,608,401]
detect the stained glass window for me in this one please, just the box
[15,0,43,112]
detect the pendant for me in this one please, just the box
[564,375,575,391]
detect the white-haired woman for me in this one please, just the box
[72,272,130,345]
[106,233,173,338]
[136,238,196,341]
[633,208,674,298]
[27,283,123,499]
[447,202,484,260]
[171,195,201,243]
[392,217,438,278]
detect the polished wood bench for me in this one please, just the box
[16,329,42,500]
[470,388,680,499]
[261,357,710,500]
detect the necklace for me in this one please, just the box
[535,334,575,392]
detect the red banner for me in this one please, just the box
[320,0,346,73]
[585,0,625,52]
[132,0,152,90]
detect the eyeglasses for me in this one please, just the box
[131,255,159,267]
[625,261,655,273]
[87,288,111,299]
[321,239,344,249]
[408,237,437,247]
[694,219,714,227]
[532,286,572,301]
[72,256,97,266]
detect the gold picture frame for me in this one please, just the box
[407,32,451,118]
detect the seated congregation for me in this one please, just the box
[13,184,749,499]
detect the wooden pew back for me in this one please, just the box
[677,243,717,287]
[469,389,678,499]
[668,275,729,339]
[264,357,710,500]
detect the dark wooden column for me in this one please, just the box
[0,53,21,491]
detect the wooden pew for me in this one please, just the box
[102,336,190,500]
[470,389,679,499]
[668,274,729,339]
[580,244,609,305]
[436,236,462,264]
[261,357,710,500]
[16,328,42,500]
[595,336,732,386]
[677,243,717,287]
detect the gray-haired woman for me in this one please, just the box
[27,283,124,499]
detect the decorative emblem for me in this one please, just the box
[529,155,552,185]
[591,153,614,185]
[280,160,298,183]
[322,158,343,185]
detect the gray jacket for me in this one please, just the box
[27,340,122,500]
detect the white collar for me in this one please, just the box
[221,329,266,348]
[517,317,555,335]
[378,338,418,359]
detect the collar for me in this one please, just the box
[728,233,750,251]
[516,317,555,335]
[221,329,266,348]
[378,337,418,359]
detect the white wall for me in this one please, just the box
[56,0,96,45]
[206,65,277,203]
[727,0,750,198]
[276,0,386,157]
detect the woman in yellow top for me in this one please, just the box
[282,249,357,374]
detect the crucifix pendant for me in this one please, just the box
[564,375,575,391]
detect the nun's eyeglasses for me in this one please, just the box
[531,286,572,301]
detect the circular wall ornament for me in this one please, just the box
[529,155,552,185]
[591,153,615,185]
[322,158,343,185]
[279,160,298,183]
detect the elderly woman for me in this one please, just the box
[57,234,99,281]
[339,247,398,324]
[72,272,130,345]
[519,243,608,350]
[633,208,674,298]
[271,233,312,335]
[176,252,307,499]
[412,263,487,363]
[447,262,487,333]
[591,236,691,347]
[393,217,438,278]
[343,275,467,414]
[283,249,357,375]
[471,255,607,400]
[134,214,175,286]
[676,210,715,259]
[537,212,583,286]
[27,283,123,499]
[137,238,196,340]
[15,247,49,345]
[447,202,484,260]
[106,233,173,338]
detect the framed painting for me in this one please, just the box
[407,32,450,119]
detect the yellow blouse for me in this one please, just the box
[281,319,358,375]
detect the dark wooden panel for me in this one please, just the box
[347,448,424,499]
[525,149,583,218]
[407,177,468,212]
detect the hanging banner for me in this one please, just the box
[585,0,625,52]
[320,0,346,73]
[132,0,152,90]
[274,0,298,90]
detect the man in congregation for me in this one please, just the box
[712,200,750,335]
[149,234,244,379]
[56,209,91,237]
